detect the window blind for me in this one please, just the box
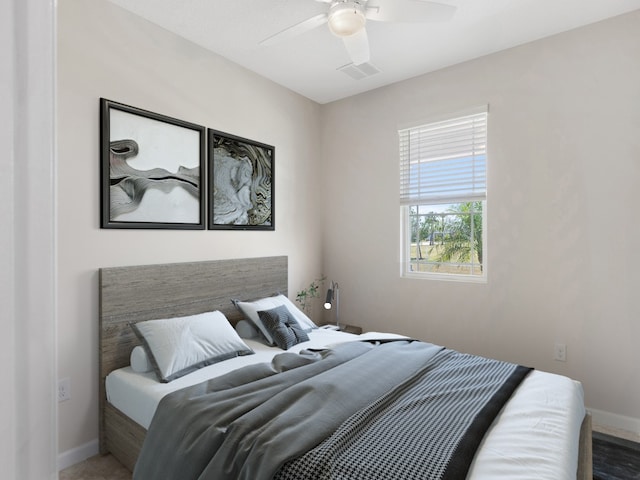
[399,110,487,205]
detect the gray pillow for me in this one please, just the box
[233,294,317,346]
[257,305,309,350]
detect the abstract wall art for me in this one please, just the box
[208,130,274,230]
[100,98,206,229]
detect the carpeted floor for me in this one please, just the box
[59,454,131,480]
[60,431,640,480]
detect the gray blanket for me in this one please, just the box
[133,340,530,480]
[275,348,531,480]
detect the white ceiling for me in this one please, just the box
[106,0,640,104]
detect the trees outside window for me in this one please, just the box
[408,201,484,276]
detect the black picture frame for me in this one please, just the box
[208,129,275,230]
[100,98,206,229]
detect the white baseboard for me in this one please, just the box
[589,407,640,442]
[57,438,99,471]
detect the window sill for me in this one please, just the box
[401,271,487,284]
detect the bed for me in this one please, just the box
[99,256,593,479]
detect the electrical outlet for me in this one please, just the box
[58,377,71,402]
[554,343,567,362]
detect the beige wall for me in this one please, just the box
[320,10,640,435]
[57,0,323,456]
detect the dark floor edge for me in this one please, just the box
[593,431,640,452]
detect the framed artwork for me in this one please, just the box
[208,130,275,230]
[100,98,206,229]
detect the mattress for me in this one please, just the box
[106,329,585,480]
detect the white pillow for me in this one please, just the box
[130,345,153,373]
[130,310,254,383]
[234,294,317,346]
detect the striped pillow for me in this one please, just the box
[258,305,309,350]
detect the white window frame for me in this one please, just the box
[399,107,488,283]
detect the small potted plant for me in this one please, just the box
[296,276,326,316]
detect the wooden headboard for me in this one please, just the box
[98,256,288,469]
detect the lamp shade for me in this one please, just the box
[324,281,339,327]
[324,288,333,309]
[328,2,366,37]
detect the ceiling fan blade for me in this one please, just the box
[342,28,370,66]
[366,0,456,23]
[260,13,328,46]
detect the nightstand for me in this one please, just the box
[320,324,362,334]
[339,324,362,334]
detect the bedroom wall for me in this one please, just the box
[57,0,323,461]
[320,10,640,437]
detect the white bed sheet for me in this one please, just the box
[106,330,585,480]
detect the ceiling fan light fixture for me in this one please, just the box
[328,2,366,37]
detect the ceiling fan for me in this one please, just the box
[260,0,457,66]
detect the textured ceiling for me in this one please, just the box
[106,0,640,104]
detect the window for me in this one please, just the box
[399,108,487,281]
